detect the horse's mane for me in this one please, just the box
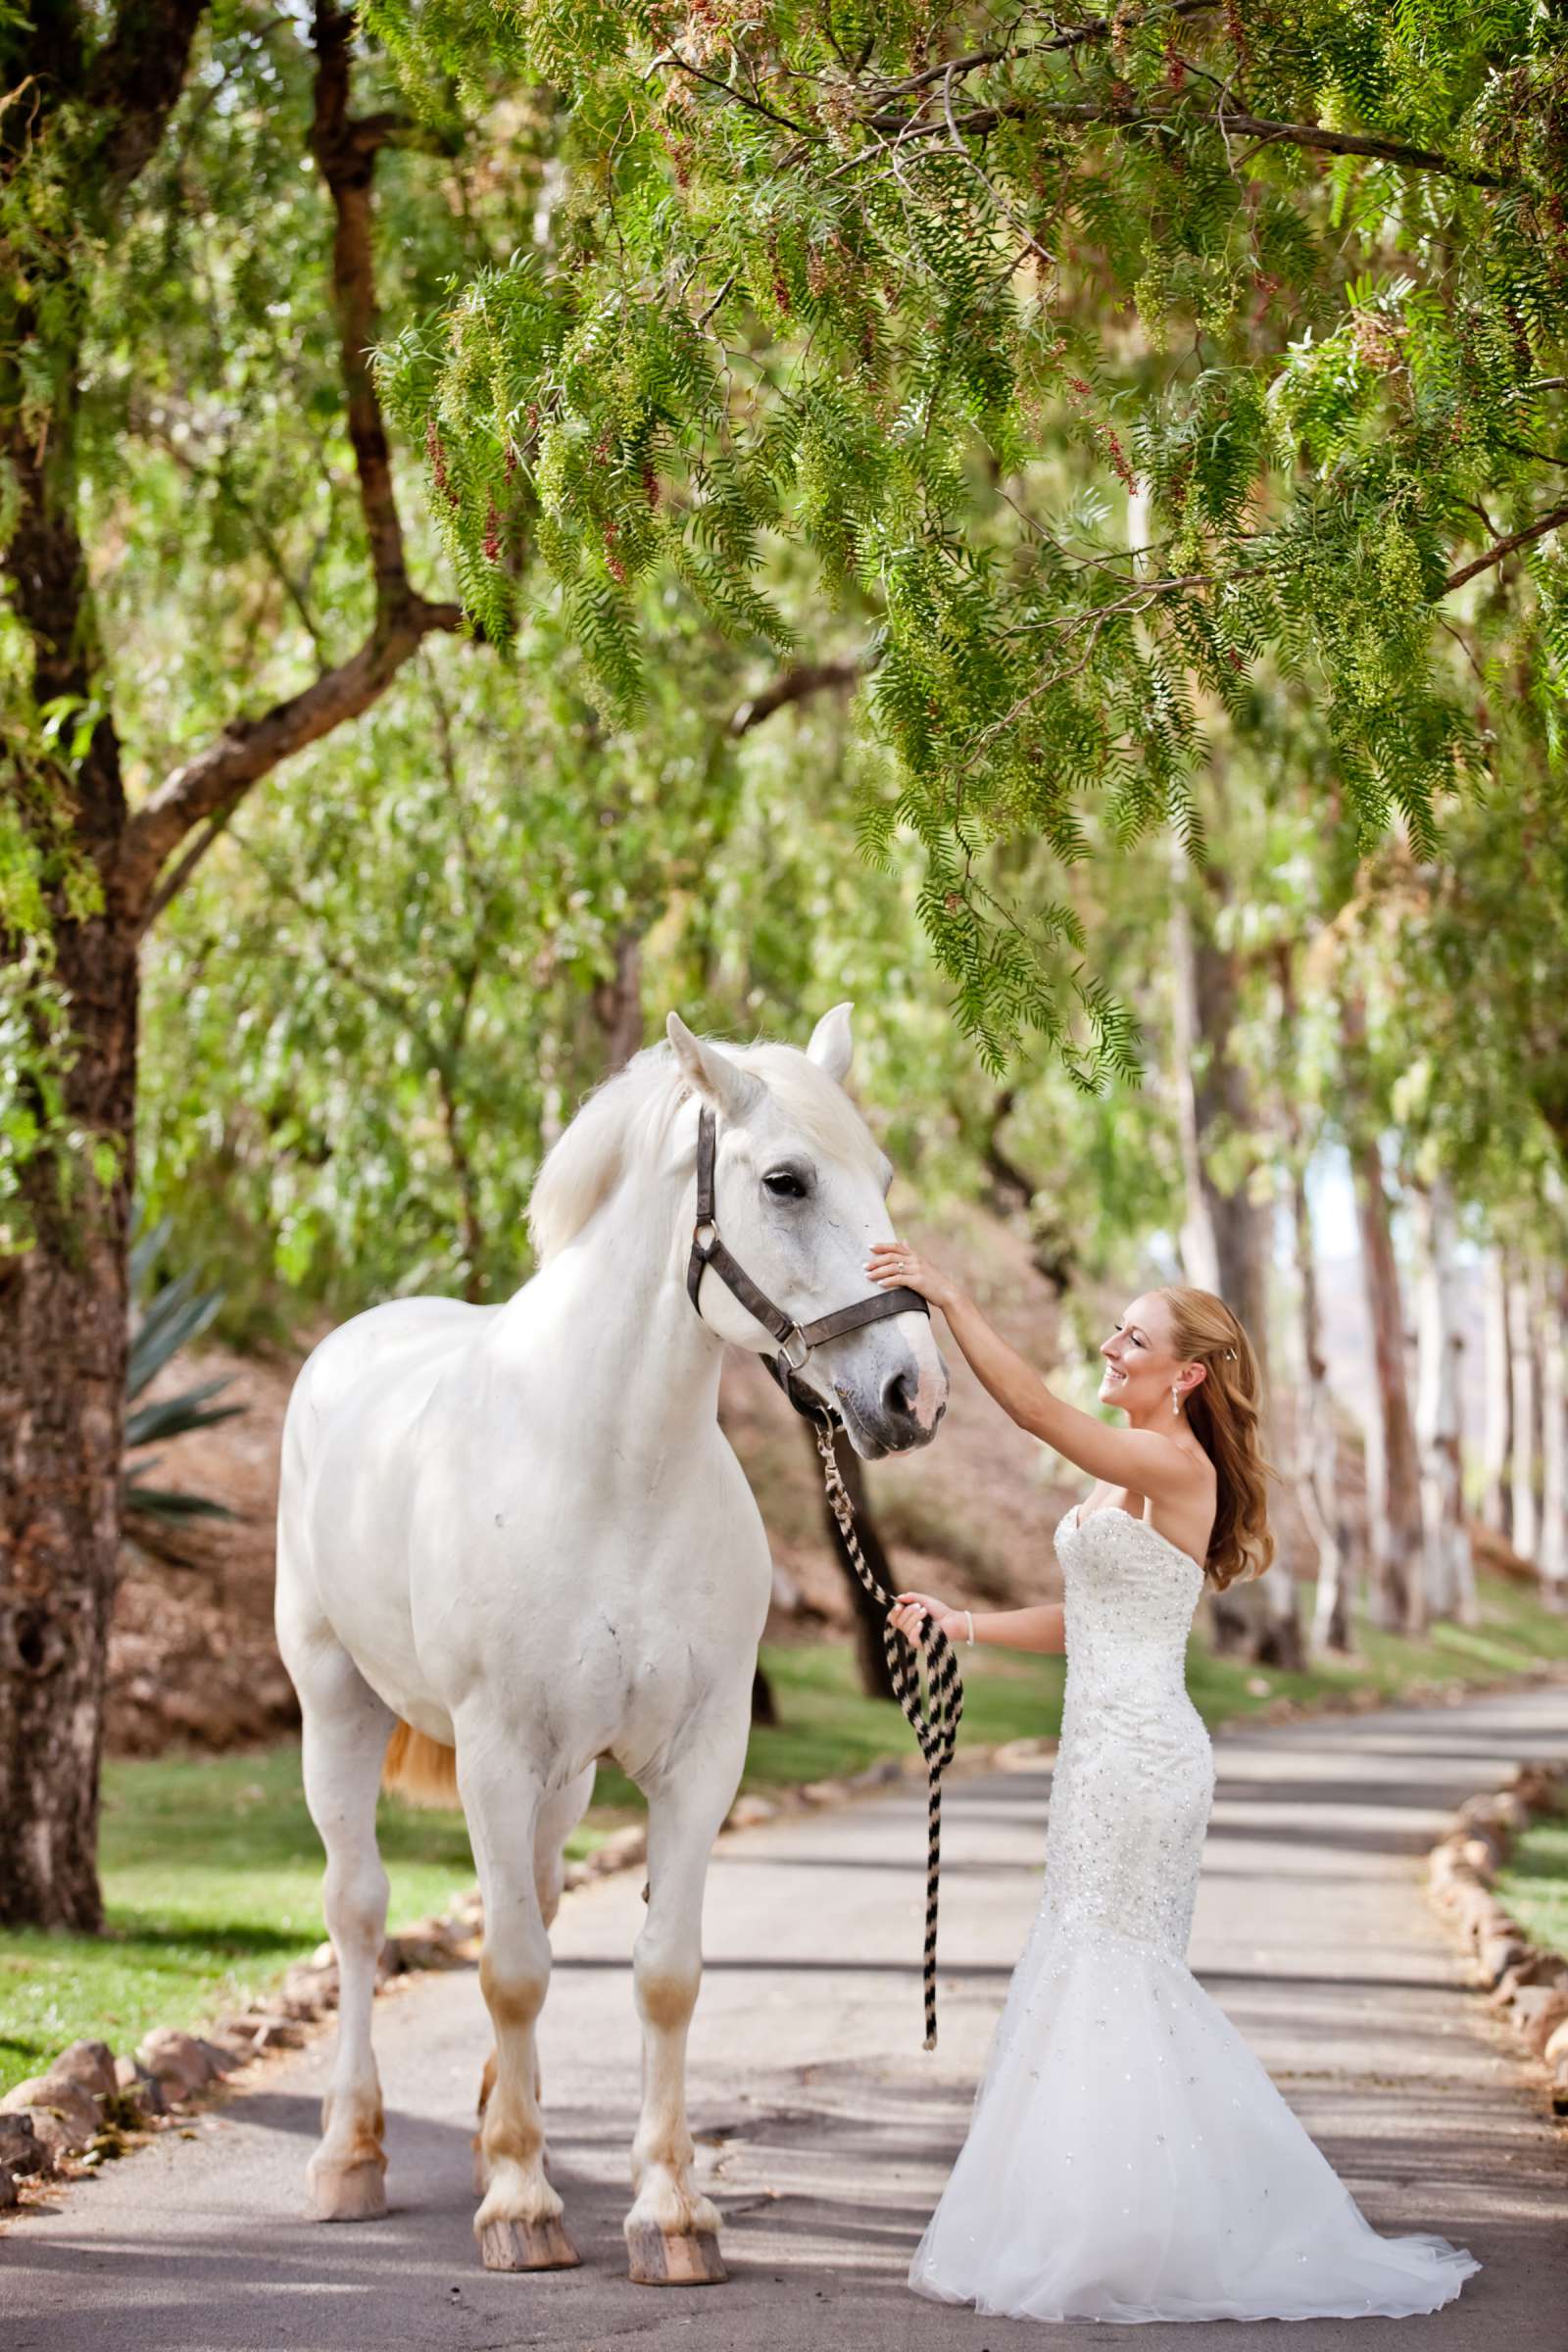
[527,1033,883,1266]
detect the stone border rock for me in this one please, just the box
[1425,1758,1568,2118]
[0,1908,485,2219]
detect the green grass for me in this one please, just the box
[0,1748,483,2097]
[1495,1817,1568,1961]
[3,1566,1564,2098]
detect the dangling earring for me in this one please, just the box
[1171,1383,1180,1416]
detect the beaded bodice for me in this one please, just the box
[1058,1502,1206,1712]
[1032,1500,1215,1963]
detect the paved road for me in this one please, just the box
[5,1683,1567,2351]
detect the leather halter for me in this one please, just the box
[685,1102,930,1375]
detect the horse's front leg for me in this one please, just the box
[472,1763,595,2196]
[461,1743,579,2273]
[624,1706,750,2286]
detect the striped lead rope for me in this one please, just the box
[809,1415,964,2049]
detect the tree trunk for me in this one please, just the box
[0,2,466,1929]
[1338,981,1422,1636]
[1480,1244,1512,1538]
[1412,1176,1476,1626]
[1348,1131,1423,1634]
[591,930,645,1076]
[1541,1265,1568,1611]
[1290,1156,1350,1653]
[0,292,142,1927]
[980,1089,1077,1295]
[1168,849,1301,1668]
[1508,1259,1541,1564]
[0,907,139,1931]
[805,1419,898,1701]
[1273,945,1348,1654]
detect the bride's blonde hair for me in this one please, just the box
[1154,1286,1277,1592]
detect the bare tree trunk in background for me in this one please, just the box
[1168,882,1223,1299]
[1541,1265,1568,1612]
[1348,1133,1424,1633]
[1340,985,1422,1635]
[591,930,646,1076]
[981,1090,1077,1295]
[1274,947,1349,1655]
[433,1056,487,1302]
[1504,1260,1542,1571]
[1480,1245,1513,1538]
[1413,1176,1476,1625]
[1509,1259,1542,1564]
[1293,1164,1351,1653]
[1168,848,1302,1669]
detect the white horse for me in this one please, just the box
[274,1004,948,2282]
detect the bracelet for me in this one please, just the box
[965,1609,975,1647]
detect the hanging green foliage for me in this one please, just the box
[365,0,1568,1068]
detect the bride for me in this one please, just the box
[864,1242,1481,2326]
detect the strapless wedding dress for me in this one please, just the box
[906,1499,1482,2324]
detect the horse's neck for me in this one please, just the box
[494,1173,723,1446]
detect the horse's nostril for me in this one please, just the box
[883,1367,920,1429]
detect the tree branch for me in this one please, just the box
[309,0,412,618]
[728,655,865,734]
[122,604,463,917]
[1442,500,1568,594]
[84,0,211,210]
[872,1,1218,97]
[650,45,821,140]
[143,805,233,925]
[1199,109,1505,188]
[863,97,1506,189]
[121,1,469,919]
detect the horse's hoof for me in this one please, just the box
[625,2223,728,2285]
[309,2157,387,2223]
[478,2216,581,2271]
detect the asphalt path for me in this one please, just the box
[4,1681,1567,2351]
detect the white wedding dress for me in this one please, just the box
[907,1499,1482,2325]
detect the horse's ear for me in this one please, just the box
[665,1011,759,1117]
[806,1001,854,1085]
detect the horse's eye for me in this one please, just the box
[762,1169,808,1200]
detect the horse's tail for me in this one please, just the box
[382,1721,462,1808]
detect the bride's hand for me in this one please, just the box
[865,1238,959,1312]
[888,1589,965,1644]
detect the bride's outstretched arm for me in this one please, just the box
[890,1590,1066,1655]
[866,1240,1199,1503]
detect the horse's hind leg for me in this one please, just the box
[296,1642,395,2222]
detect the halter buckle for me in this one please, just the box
[777,1326,810,1373]
[691,1219,716,1256]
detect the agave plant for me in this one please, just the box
[125,1215,247,1523]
